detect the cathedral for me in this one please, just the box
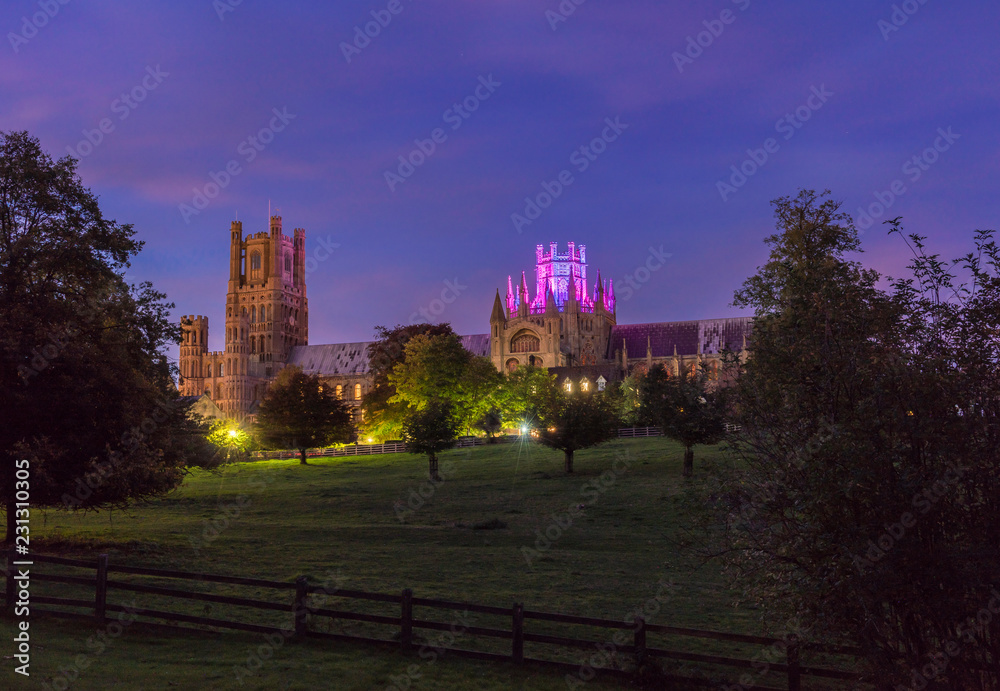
[178,221,751,420]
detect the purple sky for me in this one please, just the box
[3,0,998,361]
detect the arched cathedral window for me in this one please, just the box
[511,333,540,353]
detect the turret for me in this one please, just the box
[490,290,506,325]
[229,221,243,284]
[518,272,529,318]
[269,215,282,281]
[294,227,305,288]
[545,285,558,315]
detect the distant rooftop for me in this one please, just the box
[607,317,752,360]
[288,333,491,377]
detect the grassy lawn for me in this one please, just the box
[2,438,776,689]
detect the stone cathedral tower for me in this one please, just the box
[490,242,616,372]
[178,215,308,418]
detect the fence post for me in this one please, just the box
[512,603,524,664]
[95,554,109,624]
[4,548,14,612]
[786,635,800,691]
[294,576,309,639]
[633,616,646,667]
[401,588,413,650]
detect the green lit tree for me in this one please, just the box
[361,323,456,441]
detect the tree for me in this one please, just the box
[389,333,503,436]
[402,399,459,481]
[697,189,1000,688]
[0,131,220,545]
[255,366,353,464]
[455,356,504,435]
[536,389,620,473]
[638,363,726,477]
[498,364,559,431]
[389,333,471,409]
[361,323,455,441]
[474,408,503,442]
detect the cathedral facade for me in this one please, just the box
[178,224,750,420]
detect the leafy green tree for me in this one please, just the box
[402,399,459,481]
[389,333,471,409]
[498,364,559,431]
[536,390,620,473]
[606,370,646,427]
[0,130,219,544]
[361,323,455,441]
[255,366,353,465]
[639,363,726,477]
[389,333,503,436]
[699,189,1000,688]
[456,355,504,435]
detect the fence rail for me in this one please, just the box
[252,429,752,459]
[5,550,866,690]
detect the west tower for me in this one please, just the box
[179,215,308,418]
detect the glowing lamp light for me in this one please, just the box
[228,429,239,438]
[520,425,528,435]
[367,437,374,443]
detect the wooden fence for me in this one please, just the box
[5,551,867,690]
[618,426,662,438]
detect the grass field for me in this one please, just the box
[1,437,777,690]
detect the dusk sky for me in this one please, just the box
[4,0,998,360]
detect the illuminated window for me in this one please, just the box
[335,385,343,399]
[511,333,540,353]
[564,379,572,393]
[354,383,362,400]
[250,252,262,280]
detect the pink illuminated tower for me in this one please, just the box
[491,242,616,371]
